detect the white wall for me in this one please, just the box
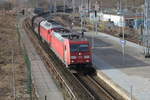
[90,12,125,27]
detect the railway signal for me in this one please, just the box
[19,9,25,15]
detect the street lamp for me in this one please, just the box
[119,0,126,65]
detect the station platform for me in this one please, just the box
[18,17,64,100]
[85,31,150,100]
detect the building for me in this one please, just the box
[89,12,144,29]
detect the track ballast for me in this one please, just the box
[23,17,122,100]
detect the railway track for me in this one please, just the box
[23,18,94,100]
[23,17,120,100]
[52,14,125,100]
[75,74,115,100]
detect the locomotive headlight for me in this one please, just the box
[84,55,90,59]
[86,60,90,62]
[71,56,77,59]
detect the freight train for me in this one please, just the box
[31,15,94,72]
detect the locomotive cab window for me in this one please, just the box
[70,44,89,52]
[53,28,70,33]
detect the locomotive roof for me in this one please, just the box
[53,27,71,34]
[53,27,87,41]
[40,20,63,30]
[47,20,60,25]
[40,19,88,41]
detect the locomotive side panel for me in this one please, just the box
[64,40,71,65]
[47,30,52,44]
[39,26,49,42]
[51,32,66,64]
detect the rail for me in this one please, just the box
[23,18,95,100]
[74,73,116,100]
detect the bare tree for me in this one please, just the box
[0,1,13,10]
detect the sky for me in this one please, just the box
[0,0,5,1]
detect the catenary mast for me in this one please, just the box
[143,0,150,57]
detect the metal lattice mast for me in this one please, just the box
[72,0,75,14]
[54,0,57,13]
[63,0,66,12]
[30,0,37,8]
[143,0,150,57]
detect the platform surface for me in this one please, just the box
[85,31,150,100]
[18,17,64,100]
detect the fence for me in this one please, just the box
[16,21,34,100]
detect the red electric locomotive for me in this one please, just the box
[32,17,92,68]
[51,28,92,67]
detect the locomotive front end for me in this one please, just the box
[69,41,92,65]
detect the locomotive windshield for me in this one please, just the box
[53,28,70,33]
[70,44,89,52]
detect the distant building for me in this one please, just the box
[90,12,125,27]
[125,15,144,29]
[89,12,144,29]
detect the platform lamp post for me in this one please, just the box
[92,10,97,49]
[118,0,126,65]
[122,15,125,65]
[120,0,126,65]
